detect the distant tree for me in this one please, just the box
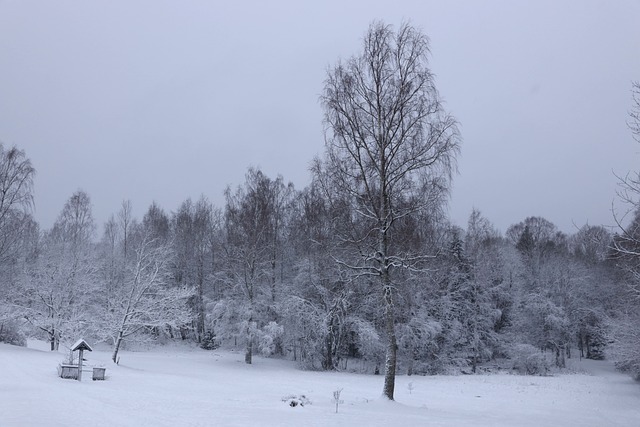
[142,202,170,244]
[318,21,460,399]
[612,83,640,261]
[97,215,123,329]
[504,215,620,368]
[608,81,640,377]
[220,168,288,364]
[613,82,640,253]
[570,225,611,264]
[192,197,213,341]
[282,181,356,370]
[463,211,504,372]
[508,217,566,291]
[0,143,35,267]
[564,224,613,359]
[170,196,217,342]
[172,198,196,288]
[118,200,134,260]
[50,190,96,252]
[628,81,640,142]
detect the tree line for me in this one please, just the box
[0,22,639,401]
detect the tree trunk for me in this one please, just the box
[555,344,566,368]
[271,257,277,304]
[382,279,397,400]
[323,334,334,370]
[112,331,124,363]
[245,337,253,364]
[245,317,253,364]
[197,271,205,343]
[578,332,584,359]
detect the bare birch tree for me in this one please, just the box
[0,143,35,330]
[608,81,640,377]
[613,82,640,248]
[318,21,460,399]
[118,200,133,260]
[0,143,35,266]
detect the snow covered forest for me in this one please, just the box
[1,22,640,403]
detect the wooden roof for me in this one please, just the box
[71,338,93,352]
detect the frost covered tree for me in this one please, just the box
[570,225,611,265]
[462,210,505,372]
[100,235,194,363]
[49,190,96,253]
[219,168,291,364]
[170,196,217,341]
[20,190,97,350]
[318,21,460,399]
[506,216,611,368]
[282,181,358,370]
[191,197,216,341]
[567,225,613,359]
[118,200,134,261]
[142,202,170,244]
[0,143,35,334]
[611,202,640,363]
[423,224,502,373]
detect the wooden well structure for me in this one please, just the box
[71,339,93,381]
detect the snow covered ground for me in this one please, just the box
[1,341,639,426]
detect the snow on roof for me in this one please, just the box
[71,339,93,352]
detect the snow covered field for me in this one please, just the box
[1,341,639,426]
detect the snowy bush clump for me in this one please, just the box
[259,322,284,357]
[281,394,311,407]
[0,321,26,347]
[509,344,550,375]
[605,314,640,380]
[347,318,385,371]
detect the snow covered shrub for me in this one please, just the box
[280,295,325,369]
[606,313,640,380]
[509,344,550,375]
[0,321,26,346]
[397,314,442,375]
[200,330,218,350]
[578,313,607,360]
[259,321,284,357]
[281,394,311,407]
[347,318,385,371]
[209,298,244,347]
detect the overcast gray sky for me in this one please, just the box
[1,0,639,234]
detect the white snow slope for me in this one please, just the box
[1,341,639,426]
